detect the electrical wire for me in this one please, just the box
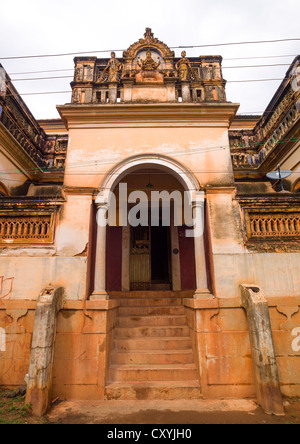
[222,63,291,69]
[10,75,74,82]
[1,168,300,184]
[6,55,298,77]
[0,129,300,176]
[7,65,294,83]
[225,54,298,61]
[0,133,300,177]
[1,37,300,60]
[1,74,294,96]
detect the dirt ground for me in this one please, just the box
[46,398,300,425]
[1,389,300,424]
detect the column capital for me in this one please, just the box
[95,195,109,208]
[191,190,206,206]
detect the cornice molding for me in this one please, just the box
[0,122,43,180]
[57,102,240,129]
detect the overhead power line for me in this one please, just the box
[9,68,74,76]
[3,75,291,97]
[1,135,300,176]
[6,55,298,77]
[4,90,71,97]
[11,75,73,82]
[1,37,300,61]
[223,63,291,69]
[225,54,297,61]
[8,63,293,82]
[227,77,290,83]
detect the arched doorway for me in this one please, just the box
[106,167,196,292]
[90,155,211,299]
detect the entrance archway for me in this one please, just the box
[98,154,200,203]
[91,154,211,299]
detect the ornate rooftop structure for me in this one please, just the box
[71,28,226,105]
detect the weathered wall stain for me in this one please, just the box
[0,276,14,299]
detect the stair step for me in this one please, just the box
[111,350,195,365]
[115,337,193,351]
[107,293,200,397]
[109,291,194,299]
[118,306,186,317]
[114,326,190,338]
[116,315,187,328]
[105,381,202,400]
[118,298,183,307]
[109,364,198,382]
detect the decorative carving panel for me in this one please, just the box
[229,56,300,171]
[247,211,300,239]
[0,67,68,172]
[0,214,54,244]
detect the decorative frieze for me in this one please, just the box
[230,56,300,171]
[0,66,68,172]
[238,195,300,249]
[231,102,300,170]
[0,196,65,246]
[0,105,47,169]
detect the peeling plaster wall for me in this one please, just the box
[55,194,91,257]
[0,194,93,301]
[206,192,300,298]
[213,252,300,299]
[64,126,234,189]
[0,256,87,300]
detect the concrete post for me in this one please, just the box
[25,286,65,417]
[241,284,285,416]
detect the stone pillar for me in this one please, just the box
[181,82,191,103]
[25,286,65,417]
[191,193,212,298]
[165,79,176,102]
[241,284,285,416]
[108,83,118,104]
[101,90,107,104]
[123,79,134,102]
[90,202,109,300]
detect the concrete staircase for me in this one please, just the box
[105,292,202,400]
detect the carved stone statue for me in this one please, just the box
[136,49,163,83]
[100,52,123,83]
[176,51,192,81]
[137,49,161,72]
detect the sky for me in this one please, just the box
[0,0,299,120]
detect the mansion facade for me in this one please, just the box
[0,29,299,416]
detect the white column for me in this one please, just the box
[191,193,212,299]
[90,203,109,300]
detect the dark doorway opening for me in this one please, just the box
[151,225,171,286]
[129,223,171,290]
